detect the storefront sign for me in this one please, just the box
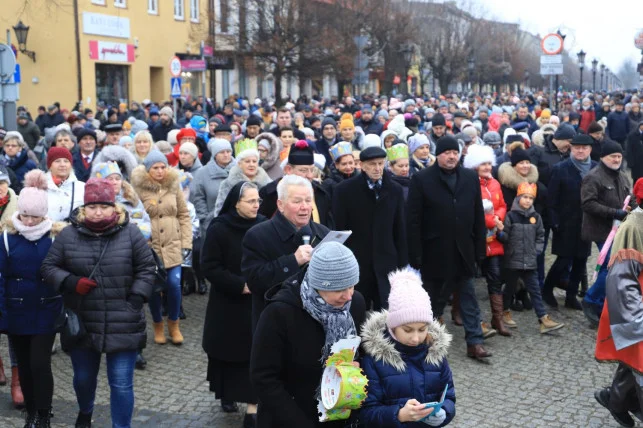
[181,59,206,72]
[209,55,234,70]
[83,12,130,39]
[203,45,214,57]
[89,41,135,63]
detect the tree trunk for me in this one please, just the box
[274,68,283,107]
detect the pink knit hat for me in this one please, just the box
[18,170,49,217]
[386,267,433,330]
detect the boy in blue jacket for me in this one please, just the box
[361,267,455,427]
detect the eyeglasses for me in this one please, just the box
[241,198,263,205]
[3,144,19,148]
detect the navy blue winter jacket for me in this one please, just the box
[606,110,631,142]
[360,312,456,427]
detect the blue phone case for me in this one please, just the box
[423,384,449,417]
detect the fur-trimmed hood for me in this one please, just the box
[255,132,283,172]
[387,115,413,142]
[498,161,539,189]
[91,145,139,180]
[2,219,68,237]
[361,311,451,372]
[119,181,142,207]
[130,164,180,194]
[213,164,272,216]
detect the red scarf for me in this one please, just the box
[84,211,119,233]
[0,193,9,218]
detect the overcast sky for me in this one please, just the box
[467,0,642,72]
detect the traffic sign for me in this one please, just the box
[169,56,182,77]
[0,43,17,81]
[540,63,563,75]
[541,33,564,55]
[170,77,182,98]
[540,55,562,65]
[635,29,643,49]
[13,64,21,84]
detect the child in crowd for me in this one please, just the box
[361,267,455,427]
[497,182,564,333]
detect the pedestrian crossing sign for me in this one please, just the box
[171,77,182,98]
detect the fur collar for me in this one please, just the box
[120,181,141,206]
[227,164,272,188]
[91,145,139,179]
[3,219,68,237]
[361,311,451,372]
[0,188,18,223]
[497,162,539,189]
[130,164,180,194]
[256,132,283,171]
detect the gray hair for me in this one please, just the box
[54,129,77,144]
[3,131,26,149]
[240,181,258,199]
[277,174,313,202]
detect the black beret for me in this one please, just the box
[571,134,594,146]
[359,146,387,162]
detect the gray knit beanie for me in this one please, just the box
[307,242,359,291]
[143,150,168,171]
[207,138,233,157]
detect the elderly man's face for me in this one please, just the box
[602,153,622,170]
[361,158,385,181]
[436,149,460,170]
[106,131,121,145]
[277,185,313,229]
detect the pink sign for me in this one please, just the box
[89,40,135,63]
[203,45,214,57]
[181,59,206,71]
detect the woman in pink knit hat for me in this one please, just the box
[360,266,456,427]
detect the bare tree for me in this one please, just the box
[616,58,640,90]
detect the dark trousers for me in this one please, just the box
[9,334,56,413]
[425,277,483,345]
[504,269,547,318]
[609,363,643,414]
[193,236,204,282]
[482,256,503,295]
[537,228,550,288]
[544,255,587,298]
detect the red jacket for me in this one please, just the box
[479,176,507,257]
[579,109,596,133]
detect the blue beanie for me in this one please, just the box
[307,242,359,291]
[143,150,168,171]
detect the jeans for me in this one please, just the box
[71,348,137,428]
[544,255,587,298]
[482,256,503,295]
[584,242,610,308]
[9,334,56,413]
[149,265,182,322]
[425,277,483,345]
[504,269,547,318]
[537,228,550,289]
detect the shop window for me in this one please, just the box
[190,0,199,22]
[114,0,126,8]
[96,64,129,108]
[174,0,185,20]
[148,0,158,14]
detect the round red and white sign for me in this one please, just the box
[169,56,182,77]
[541,33,564,55]
[635,29,643,50]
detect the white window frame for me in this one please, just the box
[114,0,126,8]
[91,0,106,5]
[174,0,185,20]
[148,0,158,15]
[190,0,199,23]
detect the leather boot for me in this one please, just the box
[466,344,492,360]
[167,319,184,345]
[451,291,463,326]
[75,411,92,428]
[490,294,511,336]
[24,410,37,428]
[11,367,24,408]
[35,409,52,428]
[565,282,582,310]
[153,321,167,345]
[481,322,497,339]
[0,355,6,385]
[197,279,208,295]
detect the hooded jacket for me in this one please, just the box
[255,132,283,180]
[6,149,37,185]
[497,198,544,270]
[497,162,548,227]
[527,134,569,187]
[46,171,86,222]
[213,164,272,217]
[91,145,139,181]
[360,312,455,428]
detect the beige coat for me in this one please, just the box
[131,165,192,268]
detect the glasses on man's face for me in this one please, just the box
[241,198,263,205]
[4,144,19,149]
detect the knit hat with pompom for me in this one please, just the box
[18,170,49,217]
[386,267,433,330]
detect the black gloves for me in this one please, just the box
[127,294,144,310]
[614,210,628,221]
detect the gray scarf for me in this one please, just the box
[570,156,592,178]
[300,276,356,363]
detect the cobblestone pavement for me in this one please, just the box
[0,247,632,427]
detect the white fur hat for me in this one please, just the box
[463,144,496,169]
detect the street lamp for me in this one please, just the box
[12,20,36,62]
[467,56,475,91]
[591,58,598,91]
[600,63,605,90]
[577,49,586,93]
[524,69,530,93]
[605,67,610,91]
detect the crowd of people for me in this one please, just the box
[0,86,641,427]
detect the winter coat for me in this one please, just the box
[255,132,283,180]
[40,205,155,353]
[46,172,86,222]
[314,136,338,168]
[131,166,192,269]
[321,167,358,197]
[17,121,41,150]
[527,134,568,187]
[606,110,631,143]
[547,158,596,258]
[581,161,632,243]
[360,312,456,428]
[595,107,611,122]
[150,119,179,142]
[497,162,549,227]
[178,157,203,175]
[356,119,384,136]
[241,211,329,330]
[409,155,436,176]
[72,150,98,183]
[479,176,506,257]
[497,199,545,270]
[258,178,334,228]
[628,111,643,133]
[579,108,596,133]
[407,165,486,280]
[213,165,272,217]
[201,213,267,361]
[90,145,139,181]
[626,127,643,183]
[5,150,37,185]
[390,173,410,201]
[190,159,237,237]
[589,136,603,162]
[332,173,408,305]
[250,274,366,428]
[116,181,152,240]
[0,222,67,335]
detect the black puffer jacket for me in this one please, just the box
[41,205,155,353]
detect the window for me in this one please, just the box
[91,0,106,5]
[220,0,229,33]
[148,0,158,14]
[190,0,199,22]
[114,0,126,7]
[174,0,185,20]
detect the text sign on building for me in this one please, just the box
[83,12,131,39]
[181,59,206,72]
[89,41,135,63]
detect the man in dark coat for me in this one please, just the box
[16,113,41,150]
[332,146,407,310]
[543,134,597,309]
[581,141,633,323]
[40,105,65,132]
[355,105,384,136]
[259,141,333,228]
[150,107,180,142]
[528,124,574,187]
[72,128,99,183]
[242,175,329,330]
[407,135,490,360]
[314,117,339,168]
[512,105,539,136]
[606,101,631,148]
[587,121,605,162]
[625,120,643,183]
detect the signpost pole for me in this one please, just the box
[201,40,207,115]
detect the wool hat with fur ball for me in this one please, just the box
[18,170,48,217]
[386,267,433,330]
[47,147,73,170]
[84,178,116,206]
[288,140,314,166]
[463,144,496,170]
[306,242,359,291]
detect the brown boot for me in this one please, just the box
[451,291,463,326]
[167,319,184,345]
[481,322,497,339]
[0,355,6,385]
[466,344,492,360]
[11,367,24,408]
[490,294,512,336]
[153,321,167,345]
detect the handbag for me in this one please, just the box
[150,248,168,294]
[59,238,111,351]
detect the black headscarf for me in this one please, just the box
[213,181,266,231]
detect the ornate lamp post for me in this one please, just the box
[12,21,36,62]
[591,58,598,91]
[467,56,475,91]
[577,49,586,93]
[600,63,605,90]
